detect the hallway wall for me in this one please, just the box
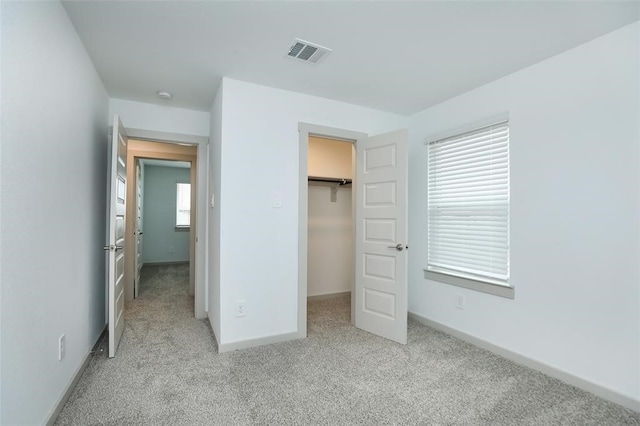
[142,165,191,264]
[109,98,210,137]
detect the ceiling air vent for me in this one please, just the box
[287,39,332,64]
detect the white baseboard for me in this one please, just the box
[143,261,189,266]
[218,331,304,353]
[45,326,107,425]
[307,291,351,301]
[408,312,640,413]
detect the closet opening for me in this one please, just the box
[299,124,408,344]
[307,136,355,328]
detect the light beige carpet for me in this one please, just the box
[55,264,640,425]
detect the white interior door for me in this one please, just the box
[106,115,128,358]
[134,160,143,298]
[355,129,408,344]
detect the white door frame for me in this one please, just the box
[134,159,142,299]
[297,123,367,337]
[126,128,209,319]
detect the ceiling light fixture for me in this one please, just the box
[157,90,173,100]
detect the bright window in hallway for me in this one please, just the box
[176,183,190,227]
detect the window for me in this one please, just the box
[176,183,190,228]
[425,120,511,297]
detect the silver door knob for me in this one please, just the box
[387,243,407,252]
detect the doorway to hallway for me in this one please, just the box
[125,140,197,309]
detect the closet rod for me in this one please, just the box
[308,177,352,185]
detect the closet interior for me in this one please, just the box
[307,136,354,303]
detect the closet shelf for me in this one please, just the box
[308,176,352,186]
[308,176,352,202]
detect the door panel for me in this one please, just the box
[364,253,396,281]
[364,219,396,243]
[107,114,127,358]
[363,143,397,171]
[355,129,407,344]
[364,182,396,206]
[363,288,396,318]
[134,161,143,298]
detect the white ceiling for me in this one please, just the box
[62,1,639,116]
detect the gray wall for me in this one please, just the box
[408,21,640,402]
[0,2,109,423]
[142,165,191,264]
[211,78,406,346]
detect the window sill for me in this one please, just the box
[423,270,514,299]
[175,226,190,232]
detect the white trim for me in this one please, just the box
[408,312,640,413]
[424,270,515,299]
[298,123,367,336]
[124,128,208,319]
[300,123,363,143]
[46,327,107,426]
[45,353,92,425]
[126,128,209,146]
[217,331,303,353]
[423,112,510,145]
[143,261,189,266]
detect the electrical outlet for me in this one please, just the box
[169,246,175,254]
[235,301,246,317]
[58,334,65,361]
[456,294,465,310]
[272,191,282,208]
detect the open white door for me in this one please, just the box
[106,115,128,357]
[134,160,143,298]
[355,129,408,344]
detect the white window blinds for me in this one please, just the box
[427,121,510,286]
[176,183,191,227]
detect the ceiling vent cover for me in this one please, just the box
[287,39,332,64]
